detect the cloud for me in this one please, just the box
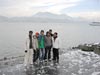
[46,3,77,14]
[1,0,99,21]
[30,0,80,14]
[67,11,100,21]
[0,0,81,17]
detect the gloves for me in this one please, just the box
[25,50,27,53]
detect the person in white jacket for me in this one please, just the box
[52,32,60,63]
[24,31,34,66]
[33,32,39,62]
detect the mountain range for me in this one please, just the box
[0,12,87,23]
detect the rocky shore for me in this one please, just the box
[72,43,100,54]
[0,48,100,75]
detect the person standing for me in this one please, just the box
[38,30,45,61]
[49,29,53,37]
[52,32,60,63]
[24,31,34,66]
[33,32,40,63]
[44,31,52,61]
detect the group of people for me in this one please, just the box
[24,29,60,66]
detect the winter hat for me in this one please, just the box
[35,32,39,35]
[54,32,58,35]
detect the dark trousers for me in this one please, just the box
[33,49,39,62]
[53,48,59,63]
[44,46,51,60]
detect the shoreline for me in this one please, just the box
[0,48,100,75]
[72,42,100,55]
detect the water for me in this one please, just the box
[0,22,100,58]
[0,22,100,75]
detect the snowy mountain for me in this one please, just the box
[0,16,8,22]
[34,12,72,19]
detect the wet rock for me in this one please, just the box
[4,57,7,60]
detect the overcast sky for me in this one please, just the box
[0,0,100,20]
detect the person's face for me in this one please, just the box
[54,33,57,37]
[47,33,50,36]
[29,32,33,36]
[41,32,44,35]
[49,30,52,33]
[36,34,39,37]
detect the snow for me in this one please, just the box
[0,49,100,75]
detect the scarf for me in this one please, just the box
[29,35,33,49]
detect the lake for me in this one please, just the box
[0,22,100,58]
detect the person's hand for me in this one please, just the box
[25,50,27,53]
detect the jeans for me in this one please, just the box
[39,48,45,61]
[44,46,52,60]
